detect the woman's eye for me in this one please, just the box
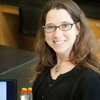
[47,26,55,29]
[62,24,71,29]
[62,24,68,27]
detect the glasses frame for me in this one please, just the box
[43,23,76,33]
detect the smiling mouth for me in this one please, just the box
[53,40,66,45]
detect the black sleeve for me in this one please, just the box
[75,76,100,100]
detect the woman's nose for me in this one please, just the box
[53,28,63,38]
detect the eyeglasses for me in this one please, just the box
[43,23,76,33]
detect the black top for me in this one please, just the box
[32,66,100,100]
[35,71,55,100]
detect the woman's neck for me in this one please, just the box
[54,56,75,74]
[51,60,76,80]
[56,53,69,65]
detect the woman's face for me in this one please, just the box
[45,9,79,55]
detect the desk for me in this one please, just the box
[0,45,35,74]
[0,45,36,100]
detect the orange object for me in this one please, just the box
[21,88,28,93]
[28,88,32,93]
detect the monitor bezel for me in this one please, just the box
[0,79,17,100]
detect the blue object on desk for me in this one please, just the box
[0,79,17,100]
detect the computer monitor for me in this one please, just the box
[0,79,17,100]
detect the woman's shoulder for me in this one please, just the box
[74,67,100,100]
[76,66,100,81]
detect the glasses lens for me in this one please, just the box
[44,25,55,33]
[60,24,72,31]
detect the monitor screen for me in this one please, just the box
[0,79,17,100]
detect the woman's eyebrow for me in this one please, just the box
[45,23,55,26]
[45,21,74,26]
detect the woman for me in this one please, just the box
[32,0,100,100]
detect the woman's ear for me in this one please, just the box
[76,22,80,35]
